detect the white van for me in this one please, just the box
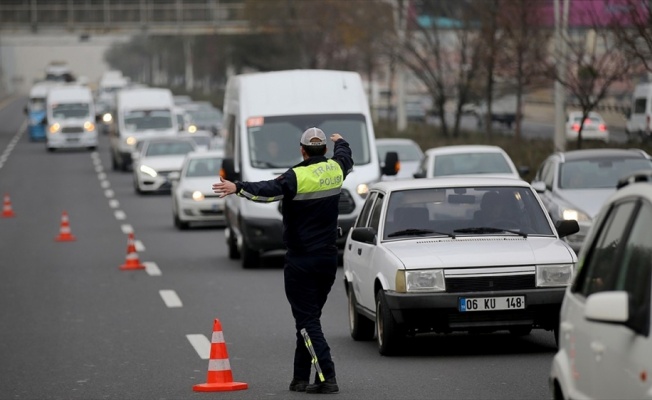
[45,85,98,151]
[220,69,397,268]
[110,87,178,171]
[626,83,652,141]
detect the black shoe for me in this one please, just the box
[306,378,339,394]
[289,378,309,392]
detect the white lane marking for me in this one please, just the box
[100,180,110,189]
[121,224,133,234]
[159,290,183,308]
[135,240,145,252]
[144,261,161,276]
[186,334,211,360]
[95,164,103,173]
[97,172,106,180]
[104,189,114,198]
[90,151,99,158]
[114,210,126,220]
[108,199,119,208]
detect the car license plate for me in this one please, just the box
[66,137,79,142]
[458,296,525,312]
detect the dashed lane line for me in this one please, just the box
[159,290,183,308]
[144,261,161,276]
[186,334,211,359]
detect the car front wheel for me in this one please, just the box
[376,289,405,356]
[348,286,375,341]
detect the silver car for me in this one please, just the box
[531,148,652,253]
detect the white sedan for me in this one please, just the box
[565,111,609,142]
[132,137,197,194]
[413,145,528,179]
[343,177,579,355]
[170,150,226,229]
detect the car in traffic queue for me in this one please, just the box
[132,137,196,194]
[44,84,99,152]
[25,81,58,142]
[565,111,609,143]
[169,150,225,230]
[343,177,579,356]
[550,170,652,400]
[531,148,652,254]
[413,145,529,180]
[376,138,424,180]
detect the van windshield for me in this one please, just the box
[29,97,46,112]
[52,103,90,119]
[124,109,173,131]
[246,114,371,169]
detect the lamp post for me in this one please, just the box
[553,0,570,152]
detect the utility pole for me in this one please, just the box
[553,0,570,152]
[395,0,408,132]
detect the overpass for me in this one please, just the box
[0,0,251,35]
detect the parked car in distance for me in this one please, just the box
[376,138,424,180]
[413,145,528,179]
[170,150,225,229]
[132,137,196,194]
[531,148,652,253]
[343,176,579,355]
[550,170,652,400]
[565,111,609,142]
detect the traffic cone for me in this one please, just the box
[119,232,145,270]
[193,319,248,392]
[55,211,76,241]
[2,194,15,218]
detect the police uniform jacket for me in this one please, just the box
[234,139,354,255]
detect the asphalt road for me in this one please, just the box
[0,96,557,400]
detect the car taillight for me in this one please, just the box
[572,123,580,131]
[599,124,606,131]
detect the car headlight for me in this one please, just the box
[396,269,445,293]
[48,123,60,134]
[561,208,590,222]
[188,125,197,133]
[356,183,370,198]
[125,136,137,146]
[536,264,574,287]
[102,113,112,123]
[139,164,157,178]
[182,190,205,201]
[84,121,95,132]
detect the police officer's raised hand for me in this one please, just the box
[212,177,236,198]
[330,133,343,142]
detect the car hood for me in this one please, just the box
[383,236,575,269]
[139,156,187,171]
[557,188,614,218]
[177,176,222,194]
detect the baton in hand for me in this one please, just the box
[300,328,325,383]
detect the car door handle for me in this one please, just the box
[348,244,352,250]
[590,341,605,355]
[357,248,362,256]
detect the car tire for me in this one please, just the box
[348,286,375,341]
[111,153,118,171]
[174,213,189,230]
[227,227,240,259]
[88,146,96,151]
[508,326,532,336]
[241,238,259,269]
[133,178,143,195]
[47,146,55,152]
[376,289,404,356]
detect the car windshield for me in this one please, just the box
[187,136,212,148]
[145,141,195,157]
[185,157,222,177]
[188,109,222,124]
[247,114,371,168]
[377,142,422,161]
[433,152,513,176]
[559,157,652,189]
[52,102,90,119]
[383,186,553,240]
[124,109,173,131]
[29,97,46,112]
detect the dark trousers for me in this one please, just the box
[284,248,338,381]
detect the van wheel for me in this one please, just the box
[88,146,96,151]
[241,239,259,269]
[227,227,240,259]
[47,147,55,152]
[348,286,375,341]
[376,289,405,356]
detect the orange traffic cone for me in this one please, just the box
[2,194,15,218]
[193,319,248,392]
[119,232,145,270]
[55,211,76,241]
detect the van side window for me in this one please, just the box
[634,98,646,114]
[225,114,236,158]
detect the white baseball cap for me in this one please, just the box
[300,127,326,146]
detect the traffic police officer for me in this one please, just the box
[212,127,353,394]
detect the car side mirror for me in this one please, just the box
[555,219,579,238]
[220,158,240,182]
[350,227,376,244]
[413,171,426,179]
[531,181,546,193]
[168,171,181,182]
[381,151,399,176]
[585,291,629,323]
[518,165,530,177]
[41,116,48,125]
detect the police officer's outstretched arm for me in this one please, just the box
[212,172,296,201]
[330,133,354,178]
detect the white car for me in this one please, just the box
[170,150,226,230]
[550,170,652,400]
[565,111,609,142]
[376,138,424,180]
[132,137,196,194]
[413,145,528,179]
[343,177,579,355]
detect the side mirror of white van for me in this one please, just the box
[221,158,240,182]
[381,151,399,176]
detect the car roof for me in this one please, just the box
[559,148,650,162]
[568,111,602,118]
[370,176,531,192]
[185,150,225,159]
[376,138,420,146]
[142,137,196,145]
[424,145,506,156]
